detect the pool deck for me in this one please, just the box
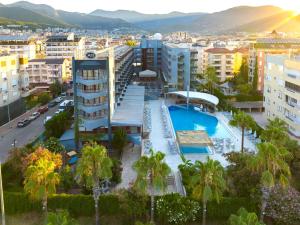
[145,99,257,171]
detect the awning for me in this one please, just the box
[168,91,219,106]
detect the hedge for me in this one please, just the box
[4,192,258,221]
[4,192,121,217]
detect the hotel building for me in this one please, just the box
[264,54,300,139]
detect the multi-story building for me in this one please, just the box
[139,34,162,72]
[161,43,197,91]
[0,35,36,59]
[26,58,68,88]
[73,45,134,132]
[46,33,85,81]
[249,38,300,92]
[263,54,300,139]
[0,53,29,106]
[204,48,245,82]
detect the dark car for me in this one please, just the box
[17,119,30,128]
[38,106,48,114]
[48,101,57,108]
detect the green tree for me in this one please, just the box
[49,80,62,97]
[45,210,78,225]
[260,118,288,145]
[191,158,226,225]
[229,111,256,153]
[43,137,65,153]
[44,112,71,138]
[38,93,51,105]
[229,208,265,225]
[237,83,252,95]
[252,58,258,91]
[248,142,291,222]
[239,57,249,83]
[133,149,171,223]
[112,128,127,154]
[204,67,218,94]
[76,143,113,225]
[24,158,60,213]
[59,166,74,192]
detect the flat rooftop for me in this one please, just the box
[176,130,213,146]
[111,85,145,127]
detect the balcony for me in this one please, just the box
[76,76,107,85]
[78,102,108,113]
[77,89,107,99]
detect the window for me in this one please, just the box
[285,81,300,93]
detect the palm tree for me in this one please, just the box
[76,143,113,225]
[204,67,218,94]
[229,208,264,225]
[46,210,78,225]
[133,149,171,223]
[24,158,60,213]
[191,158,226,225]
[229,111,256,153]
[260,118,288,144]
[248,142,291,222]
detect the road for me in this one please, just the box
[0,104,59,162]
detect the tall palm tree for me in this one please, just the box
[24,158,60,213]
[76,143,113,225]
[229,208,264,225]
[191,158,226,225]
[260,118,288,144]
[133,149,171,223]
[204,67,218,94]
[248,142,291,222]
[229,111,256,153]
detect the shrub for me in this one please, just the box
[43,137,66,153]
[45,111,72,138]
[38,92,51,105]
[156,193,200,225]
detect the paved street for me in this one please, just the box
[0,104,59,162]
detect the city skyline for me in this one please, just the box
[1,0,300,14]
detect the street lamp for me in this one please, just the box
[11,139,17,148]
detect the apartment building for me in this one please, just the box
[73,45,134,132]
[0,53,29,107]
[161,43,197,91]
[46,33,85,80]
[204,48,244,82]
[139,35,162,72]
[0,35,36,59]
[249,38,300,92]
[26,58,68,88]
[264,55,300,139]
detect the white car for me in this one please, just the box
[55,97,64,103]
[29,112,40,121]
[55,109,64,115]
[44,116,52,124]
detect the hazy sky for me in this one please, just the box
[1,0,300,14]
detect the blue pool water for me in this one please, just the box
[168,105,232,154]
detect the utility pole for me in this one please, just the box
[0,162,5,225]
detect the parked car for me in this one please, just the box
[38,106,48,114]
[60,92,67,97]
[55,97,64,103]
[54,109,64,115]
[17,119,30,128]
[29,112,40,121]
[44,116,52,125]
[48,101,57,108]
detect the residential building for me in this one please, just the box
[161,43,197,91]
[249,38,300,92]
[0,35,36,59]
[0,53,29,107]
[46,33,85,81]
[264,54,300,139]
[26,58,68,88]
[204,48,245,82]
[139,34,162,72]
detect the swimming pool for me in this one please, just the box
[168,105,232,154]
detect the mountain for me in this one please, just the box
[90,9,205,22]
[3,1,136,30]
[229,11,300,33]
[0,6,67,27]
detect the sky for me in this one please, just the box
[1,0,300,14]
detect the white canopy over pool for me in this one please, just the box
[168,91,219,106]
